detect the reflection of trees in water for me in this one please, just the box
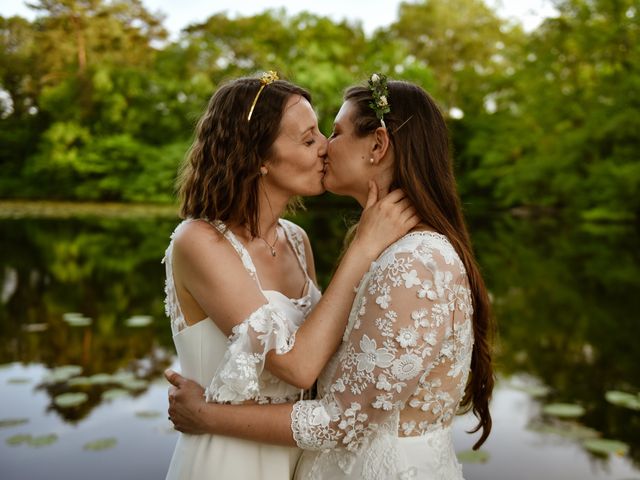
[1,210,639,462]
[470,214,640,466]
[0,216,177,420]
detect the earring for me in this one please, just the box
[369,158,374,165]
[260,166,268,176]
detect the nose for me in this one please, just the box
[317,133,328,157]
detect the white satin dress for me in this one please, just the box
[163,218,321,480]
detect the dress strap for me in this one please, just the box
[208,220,264,289]
[279,219,310,280]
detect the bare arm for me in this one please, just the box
[263,185,419,388]
[166,370,296,446]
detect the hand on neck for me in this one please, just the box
[355,168,393,207]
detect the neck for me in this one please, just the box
[354,166,393,207]
[255,180,289,239]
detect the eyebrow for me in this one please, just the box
[299,125,315,137]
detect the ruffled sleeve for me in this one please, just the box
[205,301,302,404]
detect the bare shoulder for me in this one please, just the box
[172,220,229,265]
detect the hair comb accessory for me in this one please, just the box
[368,73,390,128]
[247,70,279,121]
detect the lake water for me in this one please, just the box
[1,201,639,480]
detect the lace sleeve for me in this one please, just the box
[291,242,472,451]
[205,302,301,403]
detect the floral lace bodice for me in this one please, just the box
[291,232,473,471]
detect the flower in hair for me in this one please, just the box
[368,73,390,127]
[247,70,280,121]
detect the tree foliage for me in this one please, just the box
[0,0,637,220]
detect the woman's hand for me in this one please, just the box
[165,369,210,435]
[353,181,420,259]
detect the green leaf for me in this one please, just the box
[62,312,93,326]
[0,418,29,429]
[28,434,58,447]
[457,449,490,463]
[583,438,630,456]
[7,377,30,384]
[83,438,118,451]
[124,315,153,327]
[510,384,551,398]
[53,392,89,408]
[542,403,585,418]
[135,410,162,419]
[527,420,599,440]
[102,388,129,401]
[605,391,640,411]
[6,434,32,446]
[121,378,149,390]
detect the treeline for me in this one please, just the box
[0,0,638,220]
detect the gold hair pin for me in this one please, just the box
[247,71,279,121]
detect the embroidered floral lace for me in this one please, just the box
[291,232,473,477]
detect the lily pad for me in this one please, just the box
[68,376,92,386]
[43,365,83,384]
[111,372,136,384]
[62,312,92,327]
[28,434,58,447]
[583,438,630,456]
[88,373,114,385]
[121,378,149,390]
[542,403,586,418]
[511,384,551,398]
[457,449,490,463]
[528,420,599,440]
[102,389,129,401]
[0,418,29,429]
[125,315,153,327]
[54,392,89,408]
[605,391,640,411]
[6,434,32,446]
[83,438,117,451]
[7,377,30,384]
[135,410,162,419]
[22,323,48,333]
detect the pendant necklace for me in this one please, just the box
[259,228,278,257]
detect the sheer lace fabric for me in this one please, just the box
[291,232,473,479]
[163,218,320,405]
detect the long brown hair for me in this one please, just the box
[345,81,494,450]
[178,77,311,237]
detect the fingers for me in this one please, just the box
[364,180,378,209]
[164,369,185,387]
[380,188,407,204]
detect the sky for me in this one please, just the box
[1,0,557,36]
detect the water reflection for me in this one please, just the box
[0,203,639,479]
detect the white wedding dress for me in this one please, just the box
[163,218,321,480]
[291,232,473,480]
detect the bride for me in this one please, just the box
[166,75,495,479]
[163,73,419,480]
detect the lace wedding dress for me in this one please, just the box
[164,218,320,480]
[291,232,473,480]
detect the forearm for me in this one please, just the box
[268,238,377,386]
[199,401,296,447]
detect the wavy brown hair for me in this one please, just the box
[345,81,495,450]
[178,77,311,237]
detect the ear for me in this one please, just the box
[370,126,391,164]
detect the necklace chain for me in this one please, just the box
[258,228,278,257]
